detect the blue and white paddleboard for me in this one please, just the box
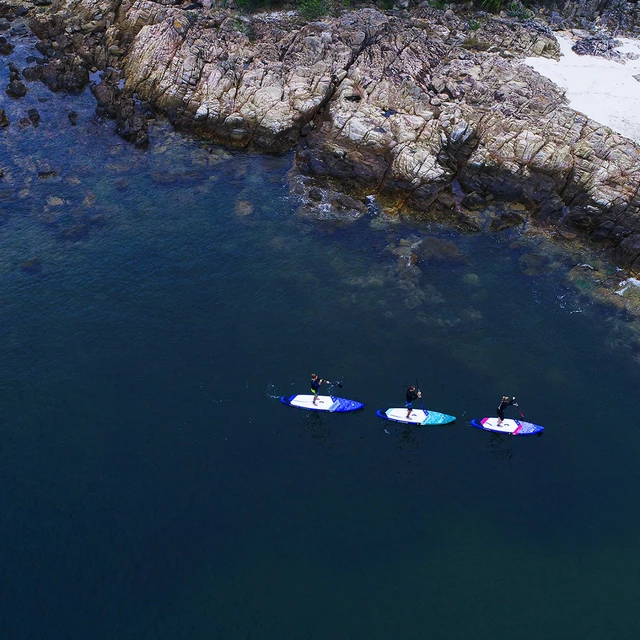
[280,394,364,413]
[470,417,544,436]
[376,408,456,425]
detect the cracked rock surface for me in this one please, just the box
[26,0,640,269]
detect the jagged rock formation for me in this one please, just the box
[16,0,640,269]
[541,0,640,34]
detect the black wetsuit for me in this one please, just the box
[497,398,516,421]
[406,389,419,407]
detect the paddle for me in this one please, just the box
[512,397,525,419]
[326,380,343,389]
[416,378,425,411]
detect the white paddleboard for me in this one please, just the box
[470,417,544,435]
[280,394,364,413]
[377,408,456,425]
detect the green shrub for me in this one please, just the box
[235,0,275,12]
[298,0,327,19]
[506,0,533,19]
[480,0,503,13]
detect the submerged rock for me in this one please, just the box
[20,258,43,275]
[22,65,43,81]
[0,35,13,55]
[234,199,253,217]
[27,108,40,127]
[414,236,466,264]
[519,252,553,276]
[5,79,26,97]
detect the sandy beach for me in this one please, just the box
[524,32,640,143]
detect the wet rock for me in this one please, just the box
[489,210,524,231]
[114,99,149,149]
[39,58,90,93]
[461,191,486,210]
[20,258,43,275]
[298,189,368,222]
[0,35,12,54]
[27,108,40,127]
[519,252,552,276]
[415,236,465,263]
[330,193,368,216]
[10,22,27,36]
[68,110,77,125]
[0,108,8,127]
[0,19,10,32]
[38,170,57,179]
[22,66,43,82]
[8,61,19,80]
[35,41,54,58]
[5,79,26,97]
[91,70,150,147]
[92,75,120,118]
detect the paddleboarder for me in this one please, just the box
[497,395,519,426]
[406,385,422,419]
[310,373,328,405]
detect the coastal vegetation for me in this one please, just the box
[232,0,530,19]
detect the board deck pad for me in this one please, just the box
[470,417,544,435]
[376,408,456,425]
[280,394,364,413]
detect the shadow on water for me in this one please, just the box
[300,411,334,446]
[485,432,514,460]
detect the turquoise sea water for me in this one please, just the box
[2,29,640,640]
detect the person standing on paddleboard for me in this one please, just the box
[310,373,328,406]
[497,396,518,426]
[406,385,422,419]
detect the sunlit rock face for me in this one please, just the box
[26,1,640,269]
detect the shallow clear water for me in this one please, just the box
[2,29,640,640]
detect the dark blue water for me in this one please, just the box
[2,29,640,640]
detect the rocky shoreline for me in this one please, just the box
[2,0,640,276]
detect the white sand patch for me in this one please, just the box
[523,32,640,143]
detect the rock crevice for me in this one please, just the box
[19,0,640,269]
